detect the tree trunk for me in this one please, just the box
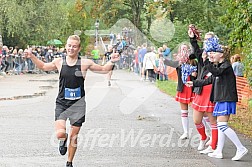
[131,0,144,30]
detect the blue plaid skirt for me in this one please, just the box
[213,102,236,116]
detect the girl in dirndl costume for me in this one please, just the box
[188,37,248,161]
[164,44,197,140]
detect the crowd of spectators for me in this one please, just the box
[0,43,245,81]
[0,45,66,75]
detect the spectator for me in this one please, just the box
[14,49,24,75]
[162,44,171,80]
[91,46,100,64]
[232,54,244,77]
[133,48,139,74]
[164,43,197,140]
[1,46,10,73]
[139,43,147,80]
[143,47,157,83]
[162,44,171,59]
[157,48,166,81]
[230,55,235,64]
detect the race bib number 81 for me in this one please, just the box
[64,87,81,100]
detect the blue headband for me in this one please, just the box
[204,37,223,53]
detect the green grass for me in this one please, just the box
[229,99,252,138]
[156,80,177,97]
[229,106,252,138]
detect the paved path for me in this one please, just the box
[0,70,251,167]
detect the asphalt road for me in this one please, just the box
[0,70,251,167]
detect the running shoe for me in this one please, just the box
[59,133,68,155]
[66,161,73,167]
[208,151,223,159]
[200,146,214,154]
[231,147,248,161]
[198,136,210,151]
[179,133,189,140]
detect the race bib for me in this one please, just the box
[64,87,81,100]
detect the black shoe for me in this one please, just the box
[59,133,68,155]
[66,161,73,167]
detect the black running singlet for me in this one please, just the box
[56,56,85,106]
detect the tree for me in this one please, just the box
[0,0,68,47]
[122,0,145,30]
[220,0,252,84]
[171,0,227,40]
[0,0,31,46]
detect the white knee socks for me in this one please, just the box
[216,122,245,153]
[181,110,189,134]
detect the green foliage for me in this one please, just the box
[147,20,188,51]
[0,0,251,87]
[156,80,177,97]
[168,21,188,50]
[123,0,145,30]
[220,0,252,48]
[66,0,132,51]
[0,0,68,47]
[63,0,92,51]
[229,103,252,138]
[171,0,228,40]
[244,52,252,85]
[219,0,252,85]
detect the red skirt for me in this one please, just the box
[175,84,194,104]
[191,84,215,112]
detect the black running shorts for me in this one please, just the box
[55,100,86,127]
